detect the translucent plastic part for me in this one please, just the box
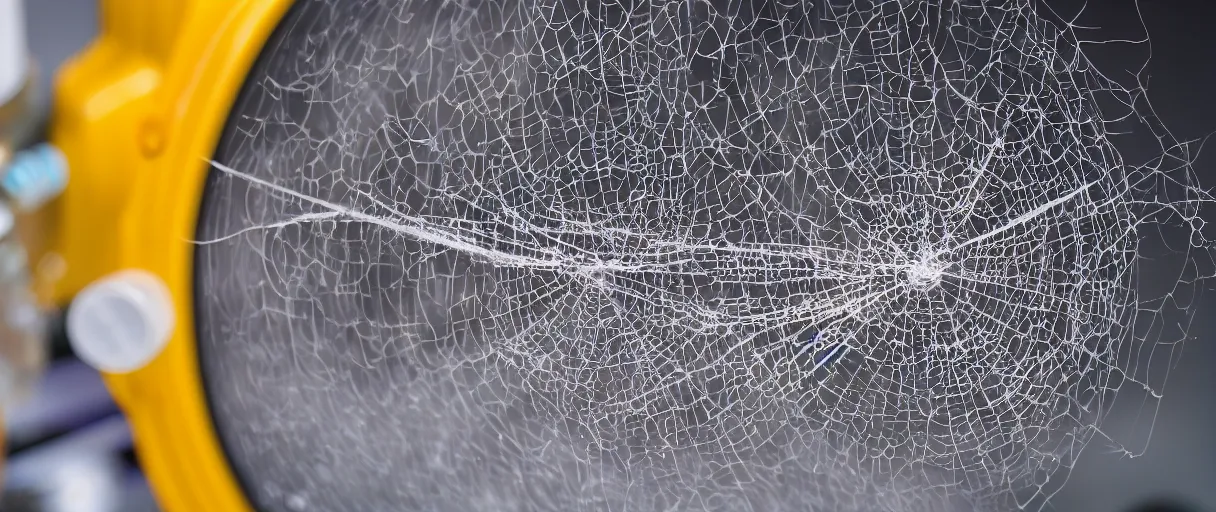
[0,237,45,410]
[2,143,69,211]
[68,270,174,374]
[196,1,1212,511]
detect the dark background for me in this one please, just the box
[1032,2,1216,511]
[8,1,1216,511]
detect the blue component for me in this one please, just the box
[795,330,849,371]
[794,331,824,359]
[2,143,68,211]
[812,341,848,370]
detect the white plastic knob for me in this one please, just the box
[67,270,174,374]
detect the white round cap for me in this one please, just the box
[67,269,175,374]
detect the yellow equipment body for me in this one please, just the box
[47,1,294,509]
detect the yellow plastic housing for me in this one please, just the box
[46,0,293,509]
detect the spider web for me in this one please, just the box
[195,1,1211,511]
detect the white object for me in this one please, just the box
[0,203,14,239]
[0,0,29,105]
[67,270,175,374]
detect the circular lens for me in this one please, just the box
[195,1,1202,511]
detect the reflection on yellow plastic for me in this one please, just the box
[47,0,294,509]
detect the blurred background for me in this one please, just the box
[0,2,158,511]
[0,1,1211,511]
